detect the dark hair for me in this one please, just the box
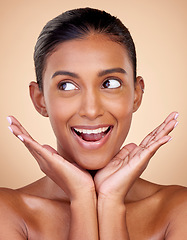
[34,7,137,90]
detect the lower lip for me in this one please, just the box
[71,127,113,150]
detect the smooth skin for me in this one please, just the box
[0,35,186,239]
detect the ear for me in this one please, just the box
[133,76,145,113]
[29,81,48,117]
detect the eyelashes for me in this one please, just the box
[57,78,122,91]
[58,81,78,91]
[102,79,121,89]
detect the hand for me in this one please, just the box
[94,112,179,203]
[7,116,95,201]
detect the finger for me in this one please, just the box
[8,120,64,174]
[30,144,58,166]
[149,112,178,140]
[18,134,53,158]
[164,111,179,123]
[114,143,137,160]
[7,116,58,158]
[124,121,171,160]
[16,134,61,172]
[8,123,45,164]
[21,135,84,193]
[111,143,137,166]
[128,135,171,173]
[7,116,32,138]
[139,112,178,148]
[8,124,26,138]
[42,144,58,154]
[139,135,171,162]
[129,114,177,158]
[146,119,177,148]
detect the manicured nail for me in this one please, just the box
[167,137,173,142]
[18,135,24,142]
[7,116,12,125]
[174,113,179,120]
[174,121,179,128]
[8,126,13,133]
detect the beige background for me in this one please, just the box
[0,0,186,188]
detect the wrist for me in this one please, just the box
[98,197,128,240]
[98,192,125,205]
[69,191,99,240]
[71,190,97,205]
[98,196,126,210]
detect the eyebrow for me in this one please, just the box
[98,68,127,77]
[51,68,127,79]
[52,71,79,79]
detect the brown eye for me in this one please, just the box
[102,79,121,89]
[58,82,78,91]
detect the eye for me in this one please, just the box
[58,82,78,91]
[102,79,121,89]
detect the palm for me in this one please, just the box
[94,143,144,201]
[8,116,95,200]
[95,112,178,201]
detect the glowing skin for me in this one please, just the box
[2,26,185,240]
[41,35,140,170]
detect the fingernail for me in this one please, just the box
[18,135,24,142]
[174,121,179,128]
[8,126,13,133]
[7,116,12,125]
[167,137,173,142]
[174,113,179,120]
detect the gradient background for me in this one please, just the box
[0,0,186,188]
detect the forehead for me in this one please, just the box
[43,35,133,79]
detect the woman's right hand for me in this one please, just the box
[7,116,96,201]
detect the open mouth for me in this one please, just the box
[72,126,112,142]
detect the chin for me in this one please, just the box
[75,154,112,170]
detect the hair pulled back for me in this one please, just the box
[34,7,137,90]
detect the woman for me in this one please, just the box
[1,7,186,239]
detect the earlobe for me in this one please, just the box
[133,76,145,113]
[29,81,48,117]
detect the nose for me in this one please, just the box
[78,89,104,120]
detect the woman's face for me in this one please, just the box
[42,35,141,170]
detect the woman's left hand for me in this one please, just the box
[94,112,179,203]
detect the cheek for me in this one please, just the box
[45,96,76,137]
[110,92,134,141]
[108,91,135,119]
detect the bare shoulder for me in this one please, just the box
[168,184,186,199]
[0,186,60,239]
[0,187,28,239]
[0,180,70,240]
[159,184,187,212]
[133,180,187,239]
[158,185,187,239]
[145,182,187,221]
[0,187,24,214]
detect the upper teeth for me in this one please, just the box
[74,127,109,134]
